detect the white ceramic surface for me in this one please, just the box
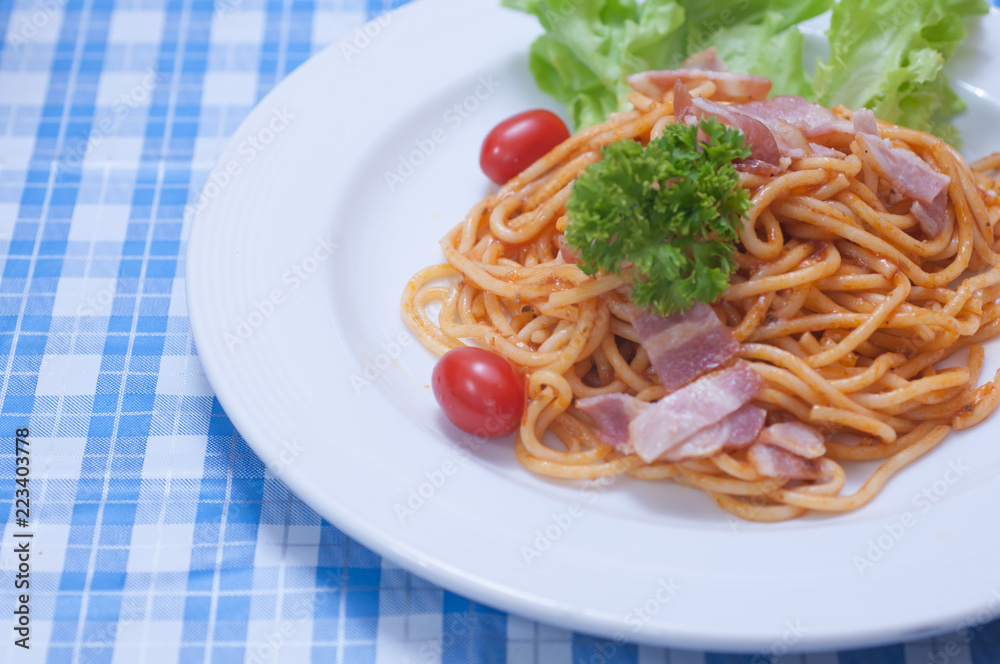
[186,0,1000,651]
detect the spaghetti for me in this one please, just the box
[402,82,1000,522]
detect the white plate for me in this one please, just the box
[186,0,1000,651]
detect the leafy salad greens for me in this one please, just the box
[502,0,988,144]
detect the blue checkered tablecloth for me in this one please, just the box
[3,0,1000,661]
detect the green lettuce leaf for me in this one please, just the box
[681,0,834,44]
[709,13,815,98]
[682,0,833,98]
[813,0,988,145]
[502,0,686,130]
[503,0,833,129]
[503,0,986,142]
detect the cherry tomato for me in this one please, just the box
[480,109,571,185]
[432,347,526,437]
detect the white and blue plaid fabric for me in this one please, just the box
[2,0,1000,661]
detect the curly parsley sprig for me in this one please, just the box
[564,118,752,316]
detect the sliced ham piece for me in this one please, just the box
[856,133,951,237]
[628,68,771,104]
[660,405,766,462]
[630,302,741,392]
[743,99,950,236]
[734,158,783,176]
[755,422,826,459]
[556,234,582,265]
[680,47,728,72]
[738,95,854,142]
[725,108,812,161]
[672,92,854,162]
[770,119,812,160]
[576,393,648,452]
[853,107,879,136]
[629,362,764,463]
[747,443,823,480]
[911,195,948,237]
[673,81,781,171]
[808,143,847,159]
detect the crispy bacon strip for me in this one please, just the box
[630,302,741,392]
[629,362,764,463]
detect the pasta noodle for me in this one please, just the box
[402,85,1000,521]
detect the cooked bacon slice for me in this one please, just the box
[673,81,781,170]
[661,405,766,462]
[629,362,764,463]
[680,46,728,72]
[740,99,950,236]
[808,143,847,159]
[747,443,823,480]
[769,119,812,160]
[856,133,951,237]
[556,234,582,264]
[755,422,826,459]
[576,393,648,452]
[738,95,854,141]
[628,66,771,104]
[735,158,782,175]
[911,195,949,237]
[850,106,950,237]
[630,302,741,392]
[673,79,694,115]
[852,107,879,136]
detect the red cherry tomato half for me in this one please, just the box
[432,347,526,437]
[480,109,571,185]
